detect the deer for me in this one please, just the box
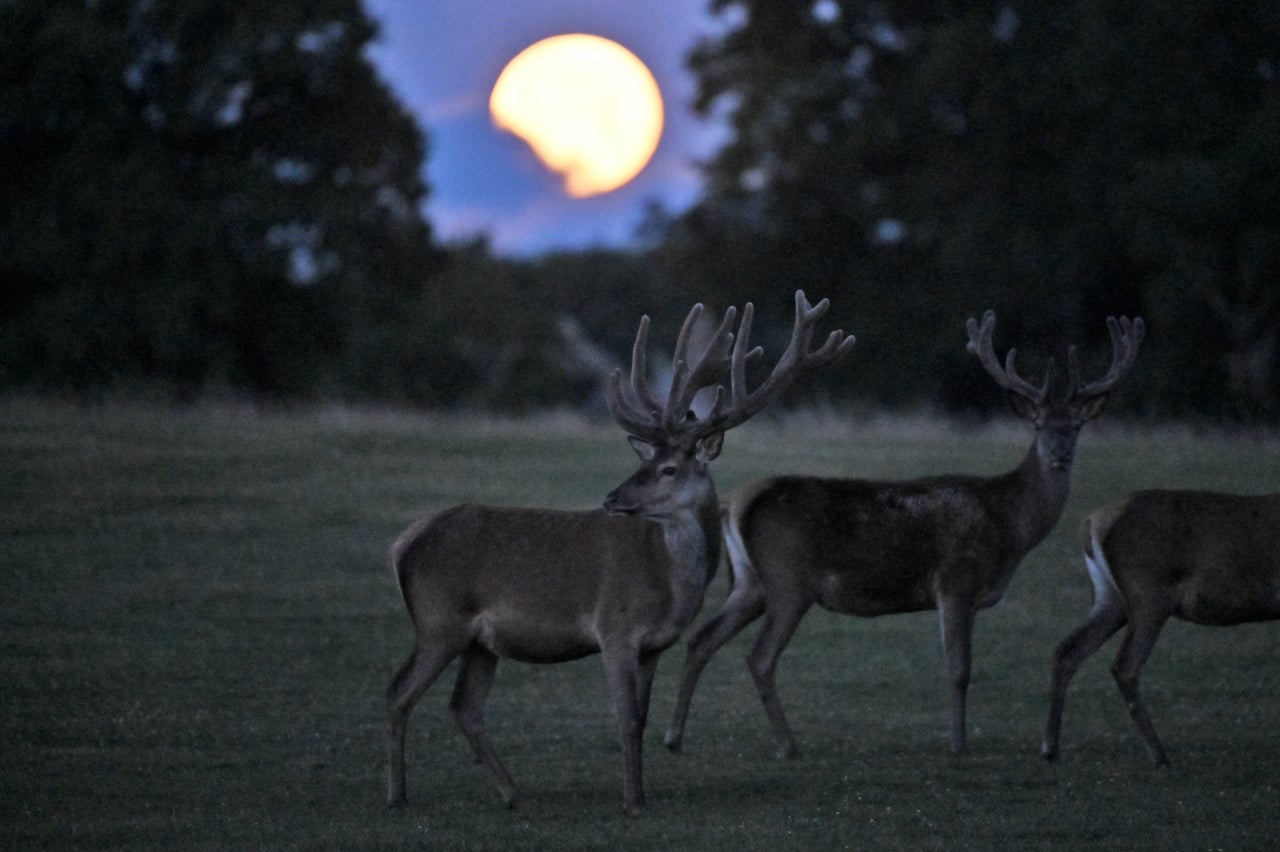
[662,309,1144,760]
[384,291,854,816]
[1042,490,1280,766]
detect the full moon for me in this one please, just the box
[490,34,664,198]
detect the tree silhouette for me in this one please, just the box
[0,0,438,397]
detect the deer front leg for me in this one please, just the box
[603,646,650,816]
[938,596,975,754]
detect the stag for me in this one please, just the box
[663,310,1144,758]
[1042,490,1280,765]
[385,291,853,815]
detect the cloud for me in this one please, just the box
[368,0,729,255]
[426,90,489,124]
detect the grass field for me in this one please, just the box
[2,398,1278,849]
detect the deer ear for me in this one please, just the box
[628,436,659,461]
[695,431,724,463]
[1006,390,1040,423]
[1075,393,1110,423]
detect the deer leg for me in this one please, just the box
[1110,610,1172,766]
[634,649,661,732]
[938,597,975,754]
[1042,598,1127,761]
[385,641,464,808]
[665,581,766,752]
[449,644,518,808]
[602,647,648,816]
[746,597,812,759]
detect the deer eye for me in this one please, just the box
[660,465,678,477]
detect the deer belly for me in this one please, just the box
[817,570,933,616]
[472,611,598,664]
[1176,588,1280,626]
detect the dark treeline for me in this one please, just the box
[2,1,1277,422]
[1,0,438,400]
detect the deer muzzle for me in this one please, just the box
[604,490,637,516]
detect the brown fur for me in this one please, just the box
[664,311,1142,758]
[1045,490,1280,765]
[666,437,1075,758]
[385,443,723,815]
[385,292,852,815]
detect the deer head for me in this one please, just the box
[604,291,855,517]
[966,310,1145,471]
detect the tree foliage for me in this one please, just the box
[0,0,439,398]
[4,1,1278,421]
[666,0,1280,420]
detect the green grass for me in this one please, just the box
[3,399,1279,849]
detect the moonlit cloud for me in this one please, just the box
[363,0,727,255]
[425,90,488,124]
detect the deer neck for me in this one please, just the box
[651,485,722,616]
[998,441,1073,558]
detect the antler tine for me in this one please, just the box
[965,310,1002,374]
[727,302,758,410]
[1070,315,1146,400]
[792,291,856,368]
[668,303,706,399]
[765,291,848,378]
[690,290,854,438]
[662,304,740,433]
[613,293,851,448]
[628,314,661,413]
[605,370,667,442]
[966,309,1048,402]
[1005,347,1055,402]
[605,315,668,443]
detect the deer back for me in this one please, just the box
[732,472,1025,615]
[1083,490,1280,626]
[394,503,722,662]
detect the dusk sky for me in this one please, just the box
[362,0,733,257]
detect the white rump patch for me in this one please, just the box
[1084,524,1121,613]
[722,511,754,590]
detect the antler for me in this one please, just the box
[965,310,1054,403]
[1065,315,1145,401]
[606,314,672,444]
[696,290,855,438]
[606,291,855,448]
[662,303,753,435]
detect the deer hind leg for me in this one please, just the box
[938,597,976,754]
[746,596,812,759]
[386,639,465,808]
[1041,597,1127,761]
[449,644,518,808]
[1110,609,1172,766]
[664,575,766,752]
